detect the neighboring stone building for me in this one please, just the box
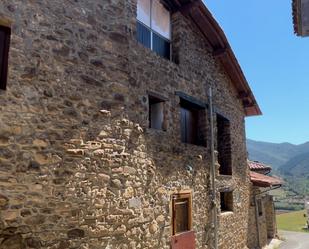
[305,197,309,229]
[292,0,309,36]
[247,161,282,249]
[0,1,261,249]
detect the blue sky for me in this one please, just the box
[204,0,309,145]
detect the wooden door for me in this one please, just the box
[171,193,195,249]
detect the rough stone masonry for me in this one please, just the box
[0,0,258,248]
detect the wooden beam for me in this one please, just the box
[178,0,200,16]
[213,48,228,57]
[238,91,249,99]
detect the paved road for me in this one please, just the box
[279,230,309,249]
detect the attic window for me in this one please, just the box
[220,191,233,213]
[217,114,232,175]
[0,25,10,90]
[149,94,165,130]
[180,98,207,147]
[172,192,192,235]
[137,0,171,60]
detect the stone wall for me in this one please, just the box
[247,186,278,249]
[0,1,250,249]
[265,195,277,239]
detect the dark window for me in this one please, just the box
[0,26,10,90]
[217,114,232,175]
[152,32,170,59]
[172,193,192,235]
[180,98,206,146]
[137,22,151,49]
[149,95,165,130]
[220,192,233,212]
[136,0,171,60]
[257,199,263,216]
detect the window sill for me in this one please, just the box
[146,128,167,133]
[220,211,233,216]
[181,142,206,148]
[173,230,194,236]
[135,41,179,68]
[216,175,233,181]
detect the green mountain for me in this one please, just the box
[280,152,309,177]
[247,139,297,169]
[247,139,309,169]
[247,139,309,195]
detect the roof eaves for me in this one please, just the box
[176,0,262,116]
[250,171,282,188]
[248,160,272,171]
[293,0,302,36]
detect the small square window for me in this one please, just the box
[0,25,11,90]
[172,192,192,235]
[180,98,206,146]
[149,95,165,130]
[220,192,233,213]
[217,114,232,175]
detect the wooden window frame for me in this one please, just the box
[0,25,11,90]
[171,191,193,235]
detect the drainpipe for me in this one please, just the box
[253,186,281,249]
[209,88,218,249]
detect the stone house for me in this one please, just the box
[305,198,309,228]
[247,161,282,249]
[0,1,261,249]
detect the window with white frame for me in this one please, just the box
[137,0,171,60]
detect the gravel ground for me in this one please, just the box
[279,230,309,249]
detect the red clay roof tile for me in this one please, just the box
[250,171,282,187]
[248,160,272,171]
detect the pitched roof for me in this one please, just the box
[248,160,272,173]
[292,0,309,36]
[250,171,282,188]
[168,0,262,116]
[293,0,301,35]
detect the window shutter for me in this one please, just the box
[186,109,197,144]
[172,193,192,236]
[174,198,189,233]
[181,108,187,143]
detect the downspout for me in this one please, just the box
[209,88,218,249]
[253,185,281,249]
